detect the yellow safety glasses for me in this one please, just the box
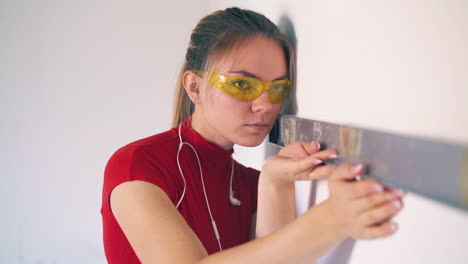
[195,71,290,104]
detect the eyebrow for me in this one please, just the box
[228,70,288,81]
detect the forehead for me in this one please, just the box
[213,36,287,81]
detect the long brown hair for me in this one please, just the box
[171,7,296,127]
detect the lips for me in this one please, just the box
[245,123,271,132]
[246,123,270,127]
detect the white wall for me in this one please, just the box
[3,0,467,263]
[211,1,468,263]
[1,1,208,263]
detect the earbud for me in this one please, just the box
[229,194,241,206]
[229,159,241,207]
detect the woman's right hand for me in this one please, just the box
[261,141,338,185]
[325,163,405,240]
[259,149,404,241]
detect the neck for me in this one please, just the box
[191,110,234,151]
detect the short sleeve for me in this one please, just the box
[102,145,182,212]
[129,148,180,202]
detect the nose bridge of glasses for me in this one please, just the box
[256,81,275,104]
[259,79,273,92]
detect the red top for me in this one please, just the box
[101,118,260,263]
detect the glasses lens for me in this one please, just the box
[222,77,262,102]
[206,72,290,103]
[268,81,290,103]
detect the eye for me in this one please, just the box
[271,83,288,93]
[232,80,250,89]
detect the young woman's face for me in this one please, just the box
[197,36,288,149]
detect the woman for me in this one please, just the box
[101,7,404,263]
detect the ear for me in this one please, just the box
[182,71,202,104]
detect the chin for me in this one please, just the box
[235,134,267,147]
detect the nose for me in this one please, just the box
[251,90,273,113]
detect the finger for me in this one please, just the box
[265,155,323,178]
[307,149,339,161]
[359,221,399,240]
[295,164,335,181]
[279,141,319,158]
[307,165,336,180]
[303,141,321,155]
[345,179,385,199]
[329,163,365,181]
[358,199,403,226]
[353,188,404,212]
[385,187,408,197]
[297,156,324,173]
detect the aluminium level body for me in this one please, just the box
[269,115,468,212]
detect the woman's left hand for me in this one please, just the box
[263,141,338,184]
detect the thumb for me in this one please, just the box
[329,163,365,181]
[300,141,321,156]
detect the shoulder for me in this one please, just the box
[103,127,182,187]
[103,127,183,202]
[106,127,179,169]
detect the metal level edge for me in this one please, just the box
[269,115,468,212]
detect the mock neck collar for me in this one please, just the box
[179,117,234,160]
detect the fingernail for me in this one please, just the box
[329,154,338,159]
[393,200,402,209]
[374,184,383,192]
[306,156,322,165]
[352,164,364,174]
[314,142,321,150]
[386,193,394,201]
[390,222,398,232]
[313,159,323,165]
[393,188,405,197]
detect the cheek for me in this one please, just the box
[205,89,246,120]
[272,103,282,115]
[221,96,249,114]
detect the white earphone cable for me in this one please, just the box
[175,143,187,209]
[175,126,187,209]
[176,124,224,251]
[229,159,241,206]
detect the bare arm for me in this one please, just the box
[111,181,342,264]
[255,176,296,238]
[110,181,208,263]
[111,161,403,264]
[255,141,337,238]
[201,201,343,264]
